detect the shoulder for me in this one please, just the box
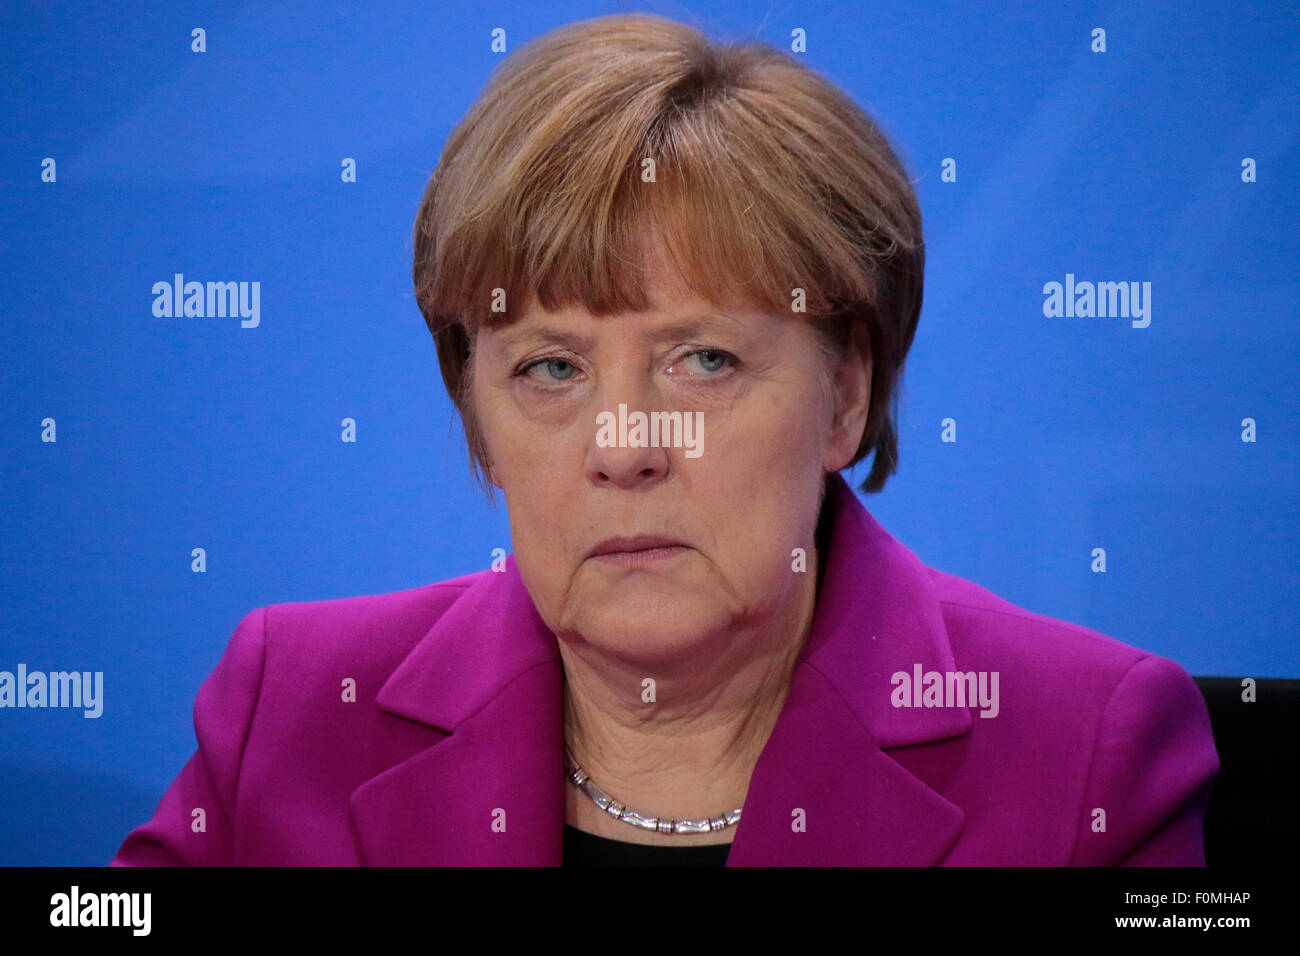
[919,564,1214,771]
[918,564,1213,751]
[903,566,1217,865]
[210,570,489,700]
[925,564,1181,687]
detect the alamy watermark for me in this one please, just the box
[0,665,103,718]
[595,403,703,458]
[152,273,260,328]
[50,886,150,936]
[891,663,999,718]
[1042,272,1151,328]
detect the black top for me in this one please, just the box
[563,824,731,867]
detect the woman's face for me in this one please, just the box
[470,259,870,662]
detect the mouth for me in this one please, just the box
[585,535,692,566]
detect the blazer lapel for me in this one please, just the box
[727,474,972,865]
[725,662,968,866]
[349,557,565,865]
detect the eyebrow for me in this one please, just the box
[498,314,744,352]
[497,327,596,352]
[645,317,738,341]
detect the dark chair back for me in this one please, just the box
[1194,677,1299,866]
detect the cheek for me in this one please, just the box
[696,377,828,566]
[502,472,579,623]
[473,373,585,482]
[502,456,570,558]
[488,423,582,585]
[473,381,533,481]
[715,371,829,480]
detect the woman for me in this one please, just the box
[111,12,1218,866]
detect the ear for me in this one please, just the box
[823,328,872,473]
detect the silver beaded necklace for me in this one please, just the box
[562,745,743,835]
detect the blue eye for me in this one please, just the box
[680,349,734,374]
[520,358,577,382]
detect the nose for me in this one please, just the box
[584,380,672,491]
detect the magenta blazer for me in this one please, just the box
[111,474,1219,865]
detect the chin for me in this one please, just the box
[569,595,735,664]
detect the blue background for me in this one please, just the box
[1,0,1295,865]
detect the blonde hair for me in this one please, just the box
[412,12,924,494]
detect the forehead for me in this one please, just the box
[491,287,788,350]
[474,227,819,356]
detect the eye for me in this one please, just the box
[670,349,736,376]
[517,357,579,383]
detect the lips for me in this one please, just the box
[586,535,690,559]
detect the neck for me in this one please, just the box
[559,530,823,845]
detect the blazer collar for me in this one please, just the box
[350,473,969,865]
